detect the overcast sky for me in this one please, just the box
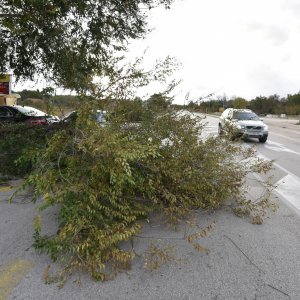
[127,0,300,104]
[14,0,300,105]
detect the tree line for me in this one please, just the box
[189,93,300,115]
[15,89,300,116]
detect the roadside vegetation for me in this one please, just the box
[13,89,81,117]
[189,94,300,116]
[0,93,276,281]
[12,90,300,119]
[0,0,276,282]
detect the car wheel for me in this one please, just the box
[259,136,268,143]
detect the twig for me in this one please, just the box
[0,14,21,18]
[58,151,72,185]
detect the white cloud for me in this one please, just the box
[246,22,289,46]
[127,0,300,103]
[281,0,300,16]
[15,0,300,103]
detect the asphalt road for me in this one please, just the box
[203,114,300,215]
[1,115,300,300]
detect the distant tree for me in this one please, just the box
[17,89,43,101]
[171,103,184,110]
[197,100,222,113]
[187,100,197,110]
[249,95,281,115]
[287,93,300,105]
[232,97,248,109]
[110,97,152,122]
[249,96,268,114]
[146,93,172,112]
[285,93,300,115]
[216,94,228,110]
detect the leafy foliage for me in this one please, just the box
[0,1,275,281]
[232,97,247,109]
[0,123,56,176]
[143,243,180,271]
[0,0,173,90]
[146,93,172,112]
[19,100,274,280]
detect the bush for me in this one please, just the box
[0,124,55,177]
[22,101,273,280]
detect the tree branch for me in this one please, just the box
[0,14,21,18]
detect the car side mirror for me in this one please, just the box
[260,118,264,121]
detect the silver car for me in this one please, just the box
[218,108,268,143]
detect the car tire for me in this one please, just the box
[259,136,268,143]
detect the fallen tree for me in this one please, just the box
[21,96,274,280]
[1,0,276,282]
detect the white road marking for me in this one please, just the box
[265,141,300,156]
[258,152,300,214]
[270,131,300,143]
[202,118,300,214]
[275,174,300,212]
[258,152,299,179]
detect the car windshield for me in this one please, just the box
[233,112,259,121]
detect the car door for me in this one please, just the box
[220,109,231,127]
[225,109,233,127]
[8,107,28,122]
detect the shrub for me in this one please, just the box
[22,101,273,280]
[0,124,55,177]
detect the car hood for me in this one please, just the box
[234,120,265,127]
[14,105,47,117]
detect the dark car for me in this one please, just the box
[0,105,59,126]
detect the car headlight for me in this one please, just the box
[236,124,245,130]
[263,124,268,130]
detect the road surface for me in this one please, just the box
[203,114,300,215]
[1,114,300,299]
